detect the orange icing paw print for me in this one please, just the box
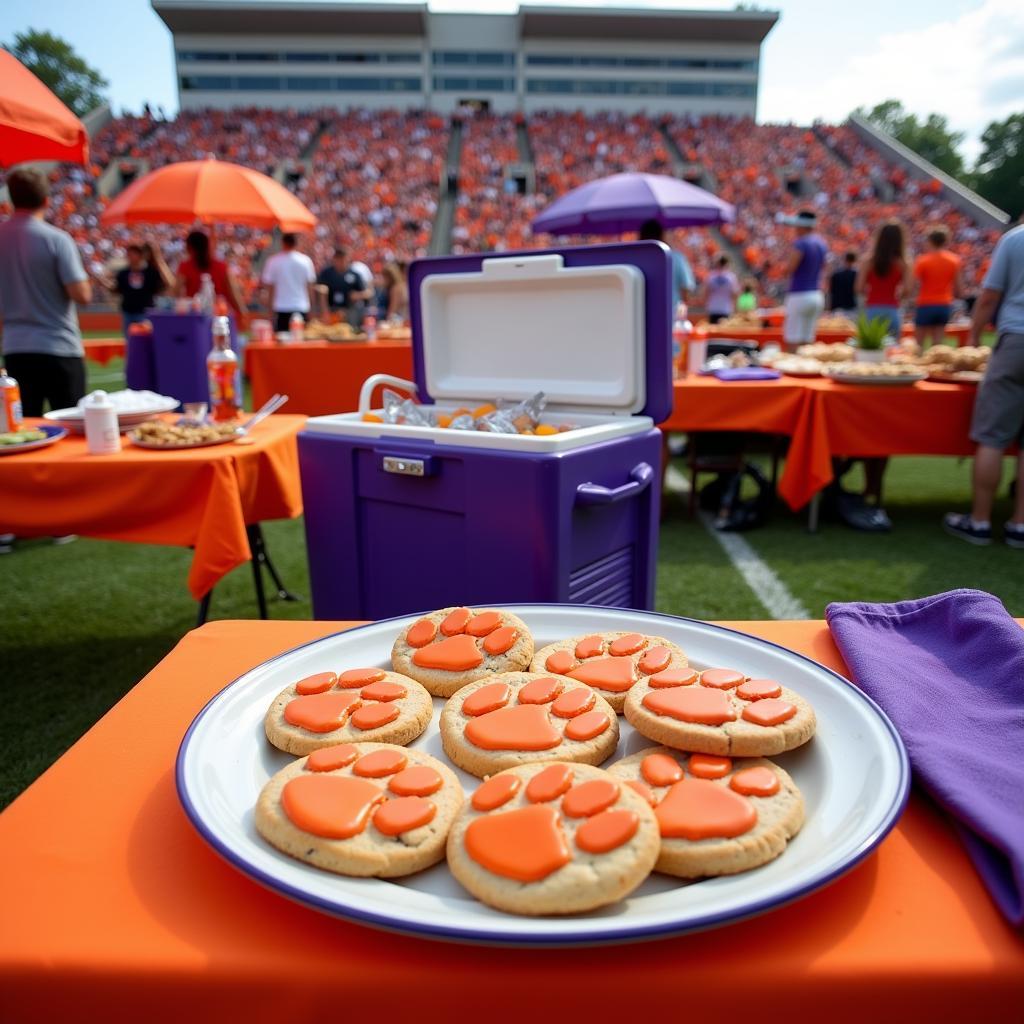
[622,666,817,757]
[607,746,805,877]
[391,607,535,697]
[256,743,464,878]
[530,631,689,714]
[439,672,620,778]
[446,762,660,914]
[264,667,433,755]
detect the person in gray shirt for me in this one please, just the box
[944,218,1024,548]
[0,166,92,415]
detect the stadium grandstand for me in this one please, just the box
[1,2,1007,310]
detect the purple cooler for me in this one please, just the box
[147,311,239,408]
[124,322,157,393]
[298,241,673,620]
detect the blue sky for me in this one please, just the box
[2,0,1021,160]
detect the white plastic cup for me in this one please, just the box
[83,390,120,455]
[686,339,708,376]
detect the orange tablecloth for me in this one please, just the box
[245,339,414,416]
[0,415,305,598]
[704,323,970,346]
[83,337,126,365]
[1,618,1020,1023]
[663,376,977,509]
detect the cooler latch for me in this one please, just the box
[376,449,437,477]
[382,456,427,477]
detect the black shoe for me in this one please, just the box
[1004,522,1024,549]
[943,513,992,545]
[838,492,892,532]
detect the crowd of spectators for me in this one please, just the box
[452,112,541,254]
[297,108,446,272]
[668,116,1000,301]
[0,105,1003,312]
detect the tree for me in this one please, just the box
[972,113,1024,219]
[854,100,966,180]
[6,29,108,117]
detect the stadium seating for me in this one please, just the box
[0,106,1001,311]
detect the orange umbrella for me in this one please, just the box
[0,49,89,167]
[100,158,316,232]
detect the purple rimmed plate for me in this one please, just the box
[176,605,909,946]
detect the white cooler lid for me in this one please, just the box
[417,253,645,416]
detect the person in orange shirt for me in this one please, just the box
[913,225,964,348]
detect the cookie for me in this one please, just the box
[264,667,433,755]
[607,746,805,877]
[391,606,534,697]
[440,672,619,778]
[530,631,689,713]
[623,667,816,756]
[255,742,463,878]
[447,761,659,915]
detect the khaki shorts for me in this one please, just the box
[970,332,1024,448]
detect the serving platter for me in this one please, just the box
[45,398,179,434]
[177,605,909,946]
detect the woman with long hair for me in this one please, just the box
[175,229,246,319]
[856,219,911,339]
[382,261,409,321]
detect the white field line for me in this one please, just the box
[698,512,811,620]
[662,464,810,620]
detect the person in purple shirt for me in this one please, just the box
[704,254,740,323]
[781,210,828,349]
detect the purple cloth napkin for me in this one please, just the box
[826,589,1024,927]
[701,367,781,381]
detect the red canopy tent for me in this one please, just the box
[0,49,89,167]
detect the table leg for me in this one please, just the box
[246,524,302,616]
[256,526,301,602]
[247,524,270,620]
[196,590,213,627]
[807,493,821,534]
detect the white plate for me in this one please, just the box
[176,605,909,945]
[45,399,179,434]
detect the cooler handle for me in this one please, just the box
[575,462,653,506]
[359,374,418,415]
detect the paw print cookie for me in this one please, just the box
[264,667,433,755]
[255,742,463,878]
[446,762,659,915]
[623,667,816,756]
[530,631,689,714]
[391,606,534,697]
[607,746,805,878]
[439,672,619,778]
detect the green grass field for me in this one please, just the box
[1,355,1020,809]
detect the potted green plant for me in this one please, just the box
[853,313,889,363]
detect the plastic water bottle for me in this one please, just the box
[207,315,241,422]
[0,365,23,432]
[288,312,305,344]
[198,273,216,314]
[364,308,377,341]
[82,390,120,455]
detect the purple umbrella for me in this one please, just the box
[531,172,735,236]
